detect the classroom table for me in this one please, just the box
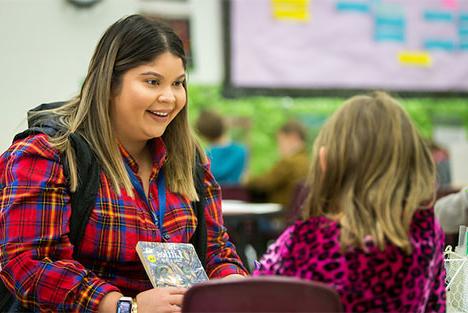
[221,200,282,216]
[221,200,283,272]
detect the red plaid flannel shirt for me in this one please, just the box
[0,134,247,312]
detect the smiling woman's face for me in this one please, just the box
[110,51,186,148]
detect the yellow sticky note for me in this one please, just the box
[398,51,433,67]
[272,0,311,22]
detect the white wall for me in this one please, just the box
[139,0,224,85]
[0,0,223,152]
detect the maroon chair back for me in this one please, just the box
[182,276,343,313]
[221,185,251,202]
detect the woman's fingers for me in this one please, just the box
[170,304,182,313]
[165,287,187,294]
[168,294,184,306]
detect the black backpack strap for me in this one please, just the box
[190,151,207,269]
[66,133,100,253]
[3,130,99,312]
[0,102,100,312]
[13,127,57,144]
[15,113,99,254]
[14,129,99,254]
[13,101,66,142]
[0,283,15,312]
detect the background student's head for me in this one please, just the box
[277,120,307,157]
[196,109,227,144]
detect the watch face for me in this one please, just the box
[117,300,132,313]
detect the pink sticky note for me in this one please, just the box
[442,0,458,10]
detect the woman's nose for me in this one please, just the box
[158,87,176,103]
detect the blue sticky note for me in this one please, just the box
[375,16,405,28]
[336,1,370,13]
[460,42,468,50]
[459,13,468,22]
[460,14,468,27]
[459,27,468,37]
[424,39,456,51]
[374,31,405,43]
[424,10,455,22]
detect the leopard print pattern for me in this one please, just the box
[254,208,446,313]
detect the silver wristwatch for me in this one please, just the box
[116,296,133,313]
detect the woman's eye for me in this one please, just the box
[147,79,159,85]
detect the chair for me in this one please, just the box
[221,184,251,202]
[182,276,343,313]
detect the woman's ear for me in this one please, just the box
[319,146,327,173]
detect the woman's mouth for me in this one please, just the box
[148,110,169,117]
[147,110,170,121]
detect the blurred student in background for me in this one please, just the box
[196,109,248,186]
[246,120,310,211]
[196,109,254,267]
[0,15,246,313]
[254,92,446,313]
[428,139,452,192]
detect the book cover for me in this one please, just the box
[136,241,209,288]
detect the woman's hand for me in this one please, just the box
[222,274,246,280]
[136,287,187,313]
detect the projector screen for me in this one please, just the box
[223,0,468,96]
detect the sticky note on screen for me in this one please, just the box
[272,0,310,21]
[398,51,432,67]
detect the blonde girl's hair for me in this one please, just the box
[304,91,435,253]
[33,14,203,200]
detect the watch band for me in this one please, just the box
[116,296,133,313]
[131,297,138,313]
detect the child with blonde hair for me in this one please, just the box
[254,92,445,312]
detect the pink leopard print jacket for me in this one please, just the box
[253,208,446,313]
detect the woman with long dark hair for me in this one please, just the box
[0,15,246,312]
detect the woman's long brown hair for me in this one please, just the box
[34,14,203,200]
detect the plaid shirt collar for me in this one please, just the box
[118,137,168,178]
